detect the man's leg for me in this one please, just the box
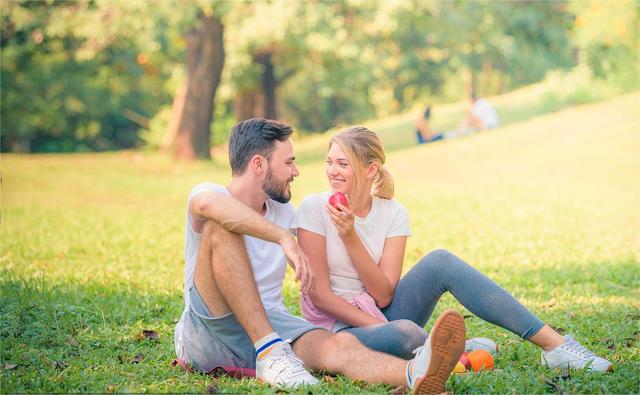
[292,310,466,394]
[293,330,407,386]
[192,220,319,386]
[193,220,272,342]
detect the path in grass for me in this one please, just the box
[2,93,639,393]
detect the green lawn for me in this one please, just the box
[2,93,639,393]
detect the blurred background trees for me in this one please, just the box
[1,0,638,158]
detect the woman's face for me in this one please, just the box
[326,143,355,195]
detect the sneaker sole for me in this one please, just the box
[412,309,466,395]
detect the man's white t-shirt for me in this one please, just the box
[294,191,411,301]
[175,182,296,358]
[472,98,500,129]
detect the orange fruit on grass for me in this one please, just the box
[467,349,494,371]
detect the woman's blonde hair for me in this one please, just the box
[329,126,394,207]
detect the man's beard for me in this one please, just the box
[262,168,292,203]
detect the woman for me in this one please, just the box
[295,126,611,371]
[415,106,444,144]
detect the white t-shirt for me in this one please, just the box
[472,98,499,129]
[294,191,411,300]
[175,182,296,358]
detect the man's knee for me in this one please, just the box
[317,332,362,372]
[331,331,360,349]
[202,220,241,249]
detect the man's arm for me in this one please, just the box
[190,191,315,293]
[191,191,285,242]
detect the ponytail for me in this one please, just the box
[373,165,394,199]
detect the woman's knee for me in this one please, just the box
[424,248,456,263]
[420,249,467,272]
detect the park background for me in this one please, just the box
[1,0,639,393]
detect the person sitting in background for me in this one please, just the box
[415,106,444,144]
[462,93,499,132]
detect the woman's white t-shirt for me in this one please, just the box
[294,191,411,300]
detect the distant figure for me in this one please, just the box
[463,93,499,132]
[415,106,444,144]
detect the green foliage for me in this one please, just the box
[2,1,637,152]
[569,0,640,90]
[2,94,639,393]
[0,1,175,152]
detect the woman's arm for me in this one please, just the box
[328,203,407,308]
[297,228,386,327]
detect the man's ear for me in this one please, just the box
[249,155,267,175]
[366,162,378,179]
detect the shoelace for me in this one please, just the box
[561,339,595,359]
[267,348,310,380]
[407,345,427,386]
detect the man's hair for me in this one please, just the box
[228,118,293,176]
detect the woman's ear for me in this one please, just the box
[366,162,378,179]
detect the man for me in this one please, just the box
[465,93,499,131]
[174,118,466,394]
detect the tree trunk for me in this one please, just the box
[171,14,224,160]
[233,87,264,121]
[497,63,506,94]
[255,52,277,119]
[468,66,477,97]
[161,80,187,151]
[482,61,493,96]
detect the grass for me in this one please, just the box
[2,92,640,393]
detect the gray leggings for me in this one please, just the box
[340,249,545,359]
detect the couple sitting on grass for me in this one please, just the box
[173,118,611,394]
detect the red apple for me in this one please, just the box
[459,352,472,371]
[328,191,348,209]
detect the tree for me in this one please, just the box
[0,1,169,152]
[569,0,639,89]
[225,1,305,123]
[167,12,224,160]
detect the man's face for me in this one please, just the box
[262,138,299,203]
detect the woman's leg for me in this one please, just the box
[339,319,428,359]
[382,249,551,343]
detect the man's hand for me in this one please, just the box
[279,233,315,294]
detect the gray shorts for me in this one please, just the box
[181,285,324,372]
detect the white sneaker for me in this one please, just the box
[407,310,466,395]
[465,337,498,354]
[541,335,613,372]
[256,342,319,387]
